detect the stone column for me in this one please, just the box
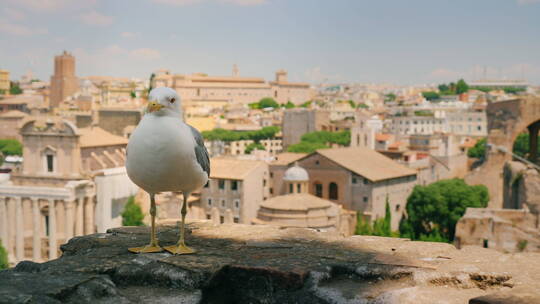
[528,123,539,163]
[84,197,95,235]
[31,198,41,261]
[75,197,84,236]
[15,197,24,261]
[0,197,8,255]
[7,198,15,259]
[64,200,75,241]
[48,199,57,260]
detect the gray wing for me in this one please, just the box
[188,124,210,176]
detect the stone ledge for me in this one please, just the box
[1,221,539,303]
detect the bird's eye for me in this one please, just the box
[170,98,175,103]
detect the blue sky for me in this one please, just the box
[1,0,539,85]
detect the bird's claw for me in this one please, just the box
[128,244,163,253]
[164,243,196,255]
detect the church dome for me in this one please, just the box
[283,164,309,182]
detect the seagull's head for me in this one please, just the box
[146,87,182,117]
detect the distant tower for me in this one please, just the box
[50,50,79,108]
[275,69,288,83]
[232,64,239,77]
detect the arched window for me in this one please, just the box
[329,182,338,200]
[314,182,323,197]
[356,134,360,146]
[364,134,368,146]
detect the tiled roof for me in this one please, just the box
[79,127,128,148]
[210,157,265,180]
[315,147,416,182]
[271,152,307,166]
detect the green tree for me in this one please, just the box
[467,138,487,158]
[455,79,469,95]
[347,100,356,108]
[300,101,312,108]
[9,82,22,95]
[202,126,280,143]
[0,139,22,156]
[287,141,328,153]
[130,91,136,98]
[384,93,396,102]
[0,240,8,270]
[422,91,440,101]
[355,214,373,235]
[121,196,145,226]
[513,133,540,159]
[438,83,450,93]
[399,179,489,242]
[245,142,265,154]
[283,101,295,109]
[259,97,279,109]
[300,130,351,146]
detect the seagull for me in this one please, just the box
[126,87,210,254]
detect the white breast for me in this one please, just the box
[126,115,207,194]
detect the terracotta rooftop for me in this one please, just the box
[210,157,266,180]
[271,152,307,166]
[0,110,28,118]
[259,193,331,211]
[315,147,416,182]
[375,133,392,142]
[79,127,128,148]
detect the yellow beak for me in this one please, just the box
[147,101,165,113]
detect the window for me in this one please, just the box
[221,199,226,208]
[234,217,239,223]
[207,198,212,206]
[315,160,320,165]
[329,182,338,200]
[363,178,369,185]
[234,200,240,209]
[315,183,323,197]
[395,204,400,211]
[270,172,273,178]
[46,154,54,172]
[231,181,238,191]
[220,216,224,224]
[206,214,211,219]
[363,196,368,203]
[352,177,357,184]
[263,179,267,187]
[218,180,225,190]
[289,183,293,194]
[269,188,273,194]
[204,181,210,188]
[297,184,301,193]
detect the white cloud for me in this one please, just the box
[152,0,202,5]
[219,0,266,5]
[429,68,460,80]
[152,0,266,5]
[517,0,540,4]
[304,67,342,84]
[3,7,26,21]
[0,21,48,36]
[129,48,161,60]
[121,31,138,38]
[5,0,97,12]
[79,10,114,27]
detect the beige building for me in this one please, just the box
[199,158,269,224]
[350,112,383,149]
[253,164,356,235]
[50,51,79,108]
[281,147,417,230]
[154,68,313,107]
[0,69,9,93]
[0,117,137,265]
[282,108,331,149]
[0,110,28,141]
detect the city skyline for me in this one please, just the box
[1,0,540,85]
